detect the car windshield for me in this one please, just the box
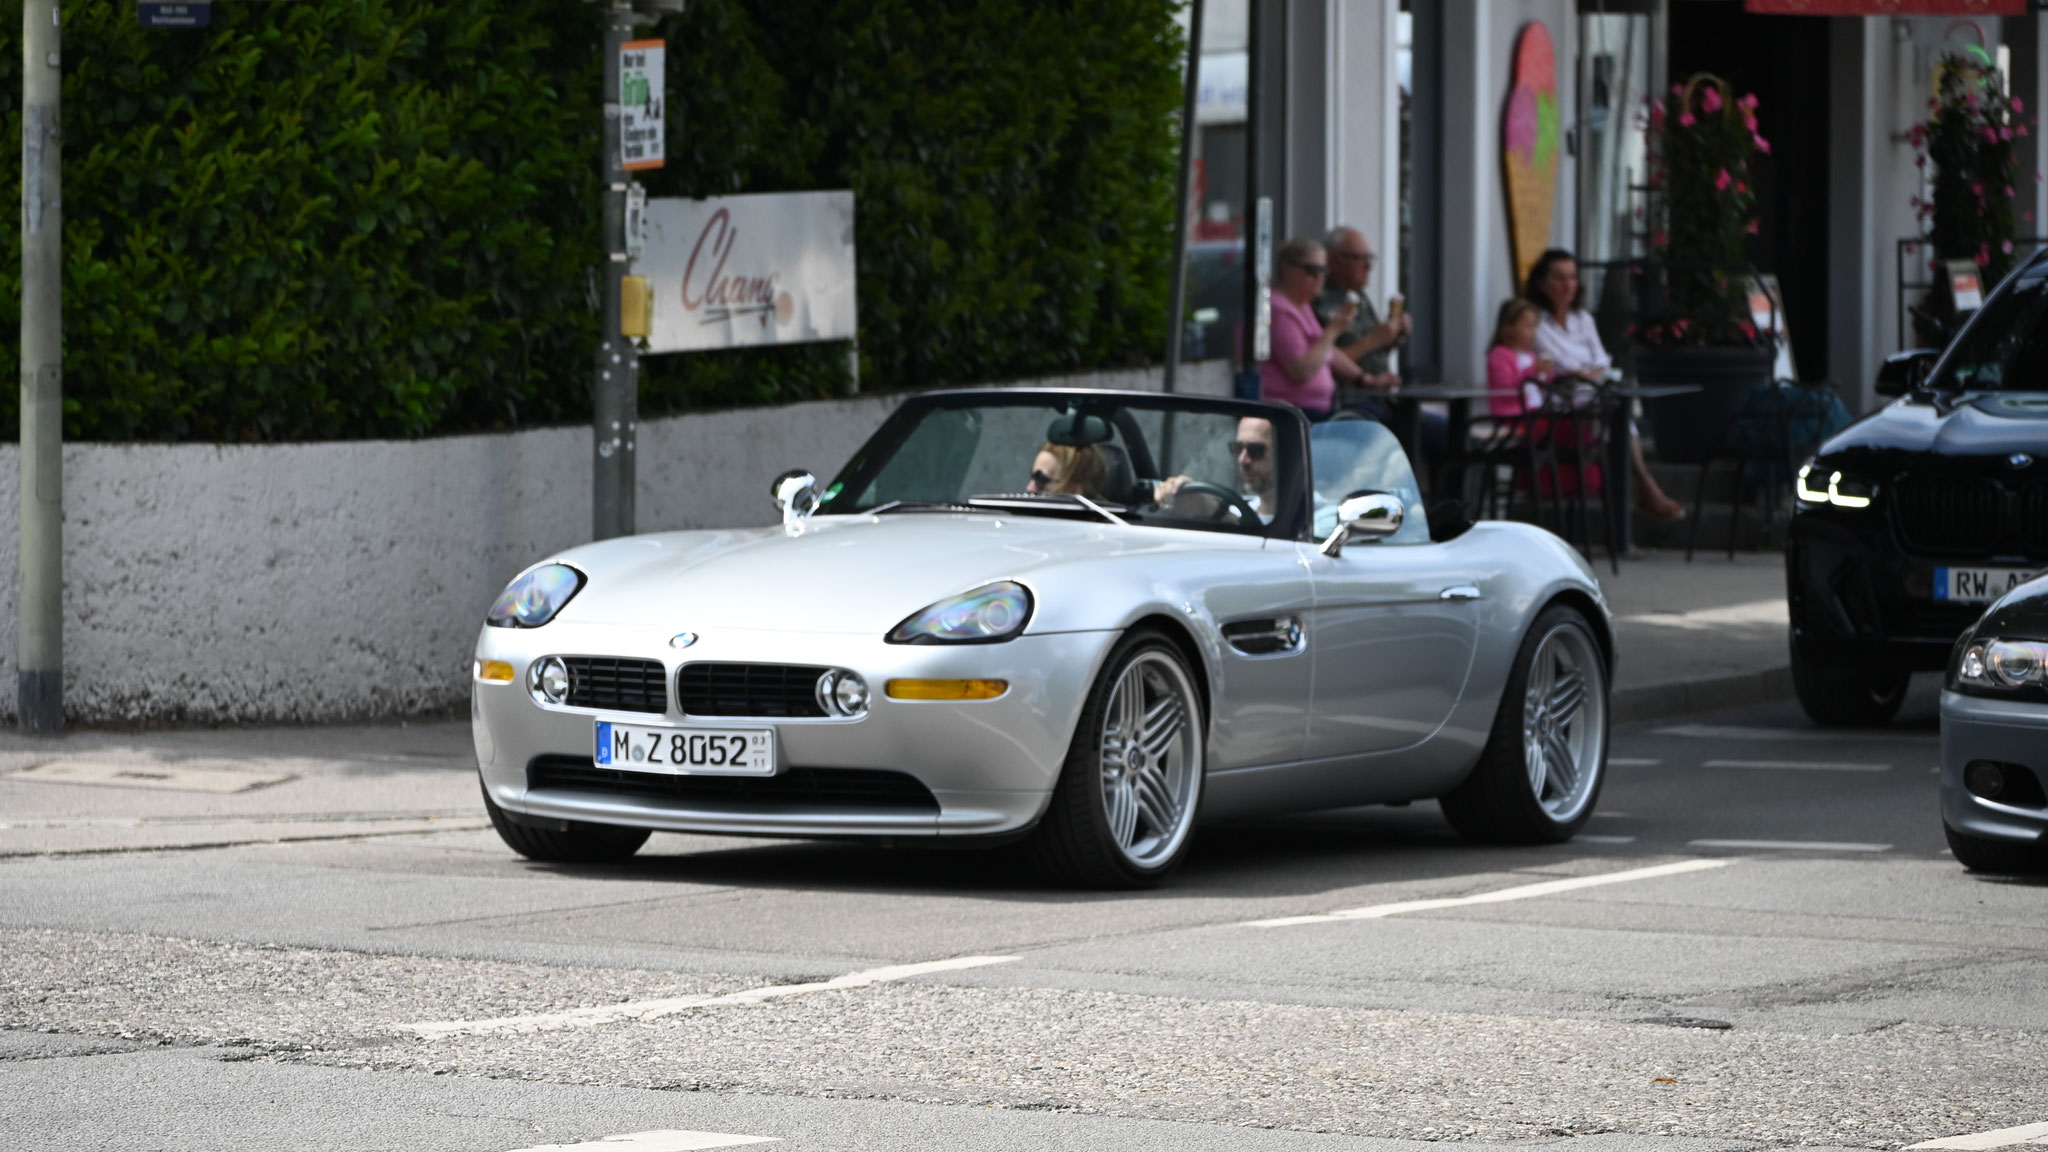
[817,392,1309,536]
[1307,419,1431,544]
[1937,270,2048,393]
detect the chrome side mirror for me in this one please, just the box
[1319,491,1404,557]
[771,469,819,531]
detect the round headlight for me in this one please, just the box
[529,656,571,705]
[1987,640,2045,688]
[815,669,870,717]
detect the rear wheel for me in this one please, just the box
[1441,605,1609,844]
[483,783,650,863]
[1026,630,1205,887]
[1791,643,1908,727]
[1945,822,2048,874]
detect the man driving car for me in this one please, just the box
[1154,416,1281,524]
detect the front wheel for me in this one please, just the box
[1791,643,1908,727]
[1026,630,1206,887]
[483,783,650,863]
[1441,604,1609,844]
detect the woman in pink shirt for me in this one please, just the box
[1260,236,1363,418]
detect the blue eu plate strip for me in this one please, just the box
[595,722,613,764]
[1934,568,1950,601]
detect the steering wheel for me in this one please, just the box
[1170,480,1262,526]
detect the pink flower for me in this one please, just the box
[1967,91,1980,108]
[1715,168,1732,191]
[2007,185,2016,198]
[1649,102,1666,126]
[1974,182,1985,196]
[1651,231,1668,248]
[2028,211,2036,223]
[1680,111,1696,128]
[2002,126,2015,140]
[1739,93,1760,112]
[2020,125,2031,138]
[1985,125,2000,143]
[1702,86,1723,113]
[1671,84,1684,96]
[2014,97,2026,114]
[1916,154,1928,168]
[1736,181,1749,194]
[1746,219,1759,235]
[2004,240,2016,254]
[1978,244,1991,266]
[1753,133,1771,153]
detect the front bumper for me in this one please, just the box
[1939,688,2048,845]
[1788,512,2032,671]
[472,622,1116,839]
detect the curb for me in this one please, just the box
[1612,665,1793,725]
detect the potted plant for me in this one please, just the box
[1631,73,1773,464]
[1906,51,2029,341]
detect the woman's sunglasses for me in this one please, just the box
[1029,469,1058,487]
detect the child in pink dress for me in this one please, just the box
[1485,297,1601,496]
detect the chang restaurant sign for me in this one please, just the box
[632,192,857,354]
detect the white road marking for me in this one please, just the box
[404,954,1018,1039]
[1689,838,1891,853]
[1620,599,1787,630]
[1906,1121,2048,1149]
[1655,723,1934,744]
[1608,757,1661,767]
[1703,758,1891,772]
[501,1132,778,1152]
[9,760,293,794]
[1576,834,1638,844]
[1243,858,1733,928]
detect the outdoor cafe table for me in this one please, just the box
[1386,381,1701,574]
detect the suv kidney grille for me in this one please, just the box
[677,663,829,718]
[562,657,667,713]
[1892,477,2006,553]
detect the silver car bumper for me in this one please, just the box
[1939,688,2048,844]
[473,622,1116,839]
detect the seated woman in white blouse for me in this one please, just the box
[1526,249,1687,522]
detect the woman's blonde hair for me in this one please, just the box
[1491,297,1542,349]
[1039,442,1108,496]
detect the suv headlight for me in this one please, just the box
[486,563,585,629]
[887,581,1034,644]
[1796,463,1874,509]
[1956,638,2048,691]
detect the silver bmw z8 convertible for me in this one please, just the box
[472,389,1614,886]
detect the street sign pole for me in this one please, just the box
[593,0,640,541]
[19,0,63,732]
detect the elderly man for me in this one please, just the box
[1314,225,1444,460]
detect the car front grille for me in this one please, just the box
[676,663,829,718]
[2023,482,2048,552]
[1891,476,2006,553]
[562,657,667,714]
[526,755,939,813]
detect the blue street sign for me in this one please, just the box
[139,2,211,28]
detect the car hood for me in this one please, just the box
[1824,392,2048,462]
[546,512,1219,635]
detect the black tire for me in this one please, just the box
[1025,630,1206,888]
[1945,822,2048,874]
[1441,604,1610,844]
[1790,643,1908,727]
[483,783,650,863]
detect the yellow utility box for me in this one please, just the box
[620,275,653,339]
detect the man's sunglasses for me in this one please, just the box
[1228,440,1269,461]
[1290,261,1328,277]
[1029,469,1058,487]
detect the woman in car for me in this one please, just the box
[1025,442,1109,498]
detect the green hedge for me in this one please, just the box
[1,0,1182,441]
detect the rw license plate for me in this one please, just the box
[593,721,776,776]
[1934,566,2039,604]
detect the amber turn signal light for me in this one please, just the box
[475,660,517,683]
[884,678,1009,701]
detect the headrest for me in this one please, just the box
[1047,411,1114,446]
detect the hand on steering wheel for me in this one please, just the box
[1168,480,1262,525]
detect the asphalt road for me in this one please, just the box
[3,677,2044,1152]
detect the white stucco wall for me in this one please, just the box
[0,361,1230,725]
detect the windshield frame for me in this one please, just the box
[1927,255,2048,396]
[817,388,1315,540]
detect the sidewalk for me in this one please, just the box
[0,549,1793,855]
[1600,548,1790,723]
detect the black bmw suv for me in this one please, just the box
[1788,253,2048,725]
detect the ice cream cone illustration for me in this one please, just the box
[1503,22,1560,290]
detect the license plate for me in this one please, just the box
[593,721,776,776]
[1934,566,2038,604]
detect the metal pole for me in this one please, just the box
[1162,0,1205,394]
[18,0,62,733]
[594,0,639,541]
[1240,0,1263,380]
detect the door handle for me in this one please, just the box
[1439,585,1481,601]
